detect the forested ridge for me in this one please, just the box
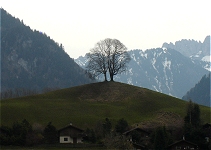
[1,8,93,96]
[183,74,210,106]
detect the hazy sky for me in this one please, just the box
[1,0,210,58]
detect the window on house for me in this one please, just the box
[64,137,68,141]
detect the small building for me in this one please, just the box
[58,123,85,144]
[123,127,150,148]
[167,139,198,150]
[123,127,150,140]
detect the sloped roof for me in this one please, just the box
[167,139,198,148]
[123,127,150,135]
[58,124,84,132]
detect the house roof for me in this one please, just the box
[58,124,84,132]
[133,143,146,149]
[167,139,198,148]
[123,127,150,135]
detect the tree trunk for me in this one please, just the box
[110,73,114,81]
[104,73,107,81]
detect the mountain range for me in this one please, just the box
[76,37,210,104]
[162,36,210,61]
[1,8,210,107]
[162,36,210,71]
[1,8,93,95]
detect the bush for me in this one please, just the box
[0,120,45,146]
[115,118,129,134]
[43,122,58,144]
[104,133,133,149]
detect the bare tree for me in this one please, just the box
[108,39,131,81]
[86,38,112,81]
[86,38,130,81]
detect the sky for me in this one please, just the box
[1,0,210,59]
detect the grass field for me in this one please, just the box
[0,81,210,129]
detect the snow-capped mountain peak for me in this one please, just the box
[162,35,210,71]
[75,48,209,98]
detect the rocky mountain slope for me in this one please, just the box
[1,8,93,94]
[76,48,209,98]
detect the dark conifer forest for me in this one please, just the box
[1,8,93,96]
[183,74,210,107]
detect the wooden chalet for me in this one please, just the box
[58,123,85,144]
[123,127,150,149]
[123,128,150,139]
[123,127,150,138]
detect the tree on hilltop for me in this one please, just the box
[86,38,111,81]
[86,38,130,81]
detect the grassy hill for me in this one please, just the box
[0,81,210,129]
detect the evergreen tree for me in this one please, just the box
[10,119,32,146]
[183,100,208,149]
[153,127,169,150]
[184,100,201,128]
[192,103,201,127]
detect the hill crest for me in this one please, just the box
[1,81,210,129]
[51,81,147,102]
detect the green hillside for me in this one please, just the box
[0,82,210,129]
